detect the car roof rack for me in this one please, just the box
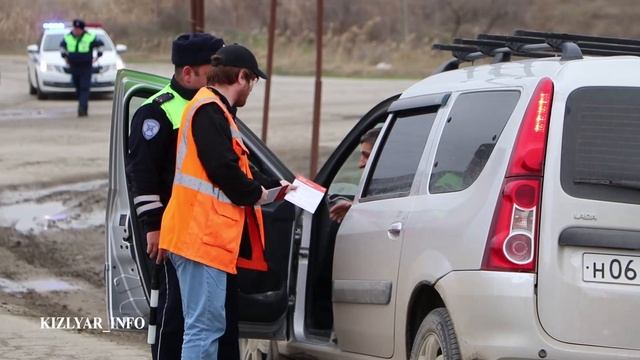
[432,29,640,73]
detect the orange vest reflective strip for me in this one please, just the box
[159,87,268,273]
[173,172,233,203]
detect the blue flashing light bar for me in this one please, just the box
[42,22,67,30]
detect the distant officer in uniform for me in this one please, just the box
[59,19,103,117]
[125,33,226,360]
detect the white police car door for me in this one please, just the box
[106,69,297,339]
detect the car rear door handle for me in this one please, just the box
[387,222,403,238]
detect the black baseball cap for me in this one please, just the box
[72,19,85,29]
[213,44,268,79]
[172,33,225,66]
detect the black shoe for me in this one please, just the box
[78,110,88,117]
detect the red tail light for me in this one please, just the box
[507,78,553,177]
[483,179,541,271]
[482,78,553,272]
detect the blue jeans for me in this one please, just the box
[169,253,227,360]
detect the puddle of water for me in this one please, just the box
[0,277,78,293]
[0,179,107,233]
[0,179,107,205]
[0,201,66,233]
[21,279,79,292]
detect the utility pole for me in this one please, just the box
[309,0,324,177]
[261,0,277,144]
[190,0,204,33]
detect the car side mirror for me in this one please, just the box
[115,44,127,54]
[27,44,38,53]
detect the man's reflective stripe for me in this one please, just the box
[133,195,161,204]
[174,173,233,204]
[136,202,163,215]
[176,97,214,172]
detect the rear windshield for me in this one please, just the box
[42,33,113,51]
[561,87,640,204]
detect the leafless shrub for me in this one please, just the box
[3,0,640,77]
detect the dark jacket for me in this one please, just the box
[191,87,280,205]
[191,88,280,261]
[125,77,198,234]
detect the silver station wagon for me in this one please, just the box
[106,30,640,359]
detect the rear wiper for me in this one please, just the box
[574,178,640,191]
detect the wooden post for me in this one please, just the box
[310,0,323,177]
[261,0,277,144]
[190,0,204,33]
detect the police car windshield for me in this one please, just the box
[42,33,113,51]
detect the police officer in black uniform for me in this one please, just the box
[60,19,103,117]
[126,33,240,360]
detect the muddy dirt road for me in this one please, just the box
[0,54,415,358]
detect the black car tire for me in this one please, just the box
[36,85,47,100]
[33,73,47,100]
[409,307,461,360]
[28,75,37,95]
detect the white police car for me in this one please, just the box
[27,22,127,99]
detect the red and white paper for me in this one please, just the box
[284,175,327,214]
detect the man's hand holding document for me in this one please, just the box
[258,180,297,205]
[284,175,327,214]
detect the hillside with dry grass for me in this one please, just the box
[3,0,640,77]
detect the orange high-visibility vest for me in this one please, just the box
[159,87,268,274]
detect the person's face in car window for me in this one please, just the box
[359,141,373,169]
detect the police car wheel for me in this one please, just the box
[28,78,36,95]
[36,85,47,100]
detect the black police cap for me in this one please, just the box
[72,19,85,29]
[172,33,225,67]
[212,44,268,79]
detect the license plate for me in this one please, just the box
[583,253,640,285]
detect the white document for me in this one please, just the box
[284,176,327,214]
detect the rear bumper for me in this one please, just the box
[436,271,640,359]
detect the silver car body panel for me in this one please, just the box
[537,58,640,350]
[281,57,640,359]
[106,70,168,324]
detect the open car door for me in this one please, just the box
[289,95,399,339]
[106,69,297,339]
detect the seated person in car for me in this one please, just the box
[329,127,380,223]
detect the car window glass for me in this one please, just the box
[329,125,384,197]
[42,33,114,51]
[128,95,147,132]
[329,150,362,197]
[363,109,437,199]
[561,86,640,204]
[429,91,520,194]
